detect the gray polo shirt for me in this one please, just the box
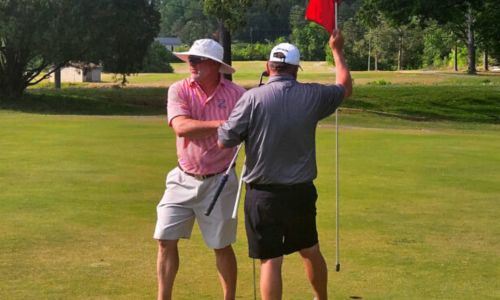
[218,74,344,185]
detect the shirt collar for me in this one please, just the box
[267,74,296,84]
[189,74,226,88]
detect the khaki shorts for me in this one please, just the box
[153,167,238,249]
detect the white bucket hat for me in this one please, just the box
[173,39,235,74]
[269,43,301,67]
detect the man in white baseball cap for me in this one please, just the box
[218,31,352,300]
[154,38,245,300]
[268,42,302,68]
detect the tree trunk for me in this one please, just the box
[0,56,28,99]
[375,51,378,71]
[367,38,371,71]
[0,80,26,99]
[454,43,458,72]
[484,49,489,71]
[218,21,232,81]
[466,5,476,74]
[398,33,403,71]
[54,67,61,89]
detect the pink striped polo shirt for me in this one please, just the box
[167,76,246,175]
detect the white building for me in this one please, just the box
[49,64,102,83]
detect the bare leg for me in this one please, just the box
[157,240,180,300]
[260,256,283,300]
[214,245,237,300]
[299,243,328,300]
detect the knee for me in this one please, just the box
[261,256,283,269]
[158,240,178,256]
[299,243,322,258]
[214,245,235,257]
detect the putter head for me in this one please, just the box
[336,263,340,272]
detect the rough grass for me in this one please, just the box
[4,69,498,124]
[31,61,500,89]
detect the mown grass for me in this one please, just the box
[1,67,499,299]
[0,111,498,299]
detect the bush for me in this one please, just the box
[141,41,174,73]
[367,79,391,85]
[232,42,274,60]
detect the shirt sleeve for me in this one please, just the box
[167,82,191,126]
[218,92,253,148]
[315,84,345,120]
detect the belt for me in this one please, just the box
[248,181,313,191]
[178,164,234,180]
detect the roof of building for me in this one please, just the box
[155,37,182,46]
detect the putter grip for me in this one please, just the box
[204,175,229,216]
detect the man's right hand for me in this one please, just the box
[329,30,344,52]
[328,30,352,98]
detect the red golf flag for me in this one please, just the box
[305,0,340,34]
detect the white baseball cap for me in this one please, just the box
[173,39,235,74]
[269,43,301,66]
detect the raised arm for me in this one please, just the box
[329,30,352,98]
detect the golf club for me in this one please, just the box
[204,144,243,216]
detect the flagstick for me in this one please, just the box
[334,0,341,273]
[335,1,338,30]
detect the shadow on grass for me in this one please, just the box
[347,85,500,124]
[0,87,167,116]
[1,85,499,124]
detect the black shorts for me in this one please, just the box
[244,182,318,259]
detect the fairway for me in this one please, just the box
[1,67,500,299]
[0,106,499,299]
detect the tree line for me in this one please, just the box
[160,0,499,73]
[1,0,499,98]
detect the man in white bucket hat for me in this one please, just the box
[154,39,245,300]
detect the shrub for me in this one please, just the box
[367,79,391,85]
[233,42,274,60]
[141,41,174,73]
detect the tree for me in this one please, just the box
[365,0,499,74]
[290,5,329,61]
[338,18,370,70]
[159,0,217,45]
[358,4,396,70]
[141,41,174,73]
[0,0,160,98]
[475,0,500,69]
[203,0,254,80]
[422,21,454,68]
[234,0,305,42]
[99,0,161,77]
